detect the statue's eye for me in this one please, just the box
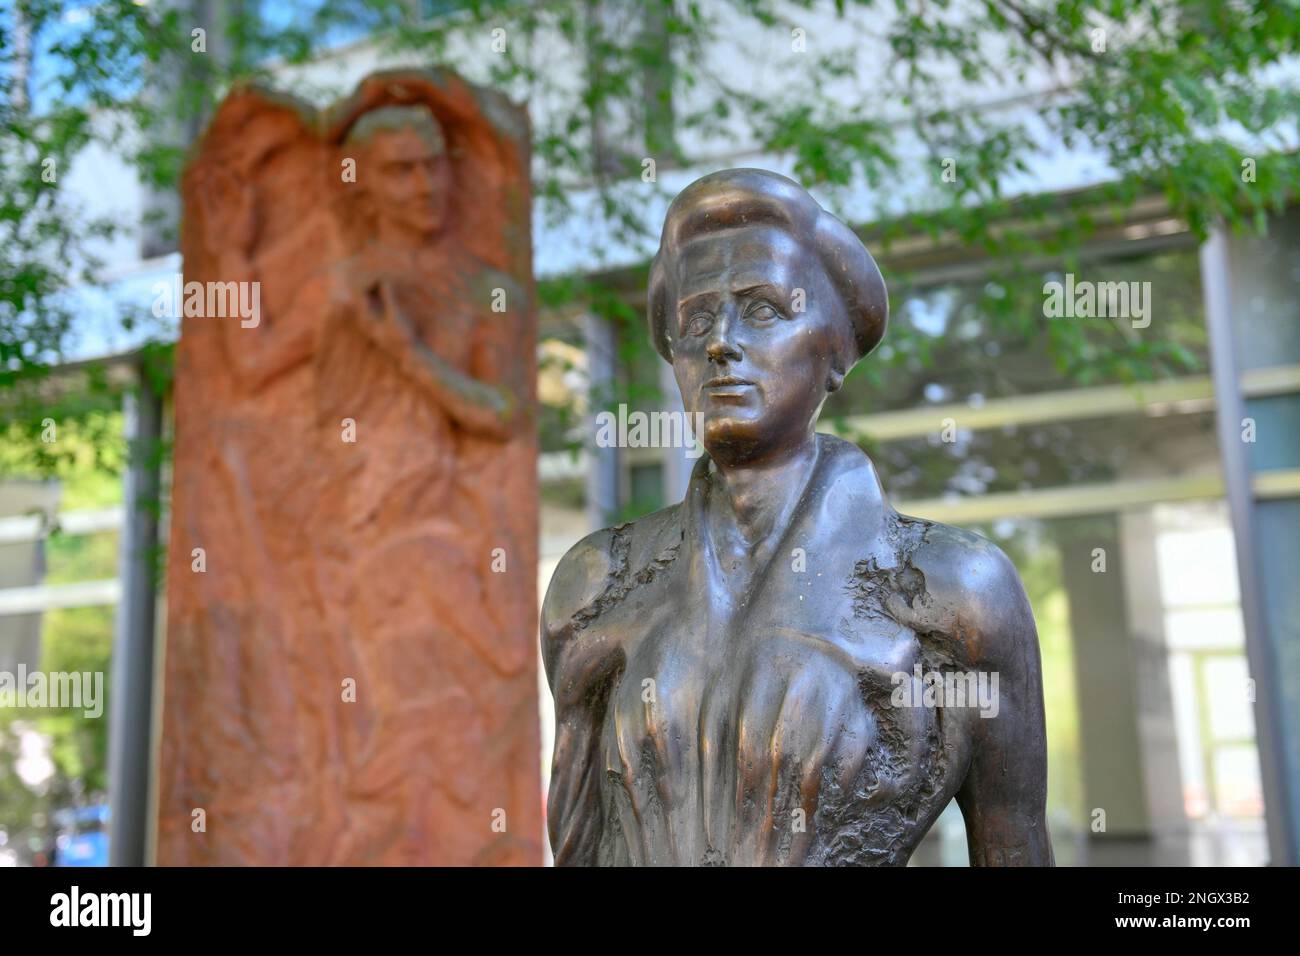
[686,312,713,336]
[747,302,781,323]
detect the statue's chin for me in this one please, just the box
[700,418,772,465]
[700,411,824,467]
[392,214,443,238]
[376,218,444,248]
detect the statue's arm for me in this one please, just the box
[214,251,319,392]
[905,526,1054,866]
[955,544,1053,866]
[469,269,528,420]
[541,528,623,866]
[357,277,518,440]
[197,171,320,392]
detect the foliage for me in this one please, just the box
[2,0,1294,471]
[0,419,119,858]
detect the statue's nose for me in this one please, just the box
[705,310,742,364]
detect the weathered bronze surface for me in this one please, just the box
[543,168,1052,866]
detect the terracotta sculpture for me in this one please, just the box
[543,168,1052,866]
[159,70,541,865]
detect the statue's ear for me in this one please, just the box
[647,255,674,364]
[825,286,856,393]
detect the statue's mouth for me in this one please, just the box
[703,375,753,389]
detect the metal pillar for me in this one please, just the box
[1200,227,1298,865]
[107,375,163,866]
[584,313,621,528]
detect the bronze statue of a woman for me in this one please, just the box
[543,168,1052,866]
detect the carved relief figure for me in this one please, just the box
[543,169,1052,866]
[160,71,540,866]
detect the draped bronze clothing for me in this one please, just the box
[544,434,985,866]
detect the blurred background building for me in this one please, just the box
[1,0,1297,867]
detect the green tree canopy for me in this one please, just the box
[1,0,1297,452]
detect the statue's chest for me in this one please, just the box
[596,563,968,865]
[392,280,476,370]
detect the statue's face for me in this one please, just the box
[669,226,844,463]
[366,126,451,241]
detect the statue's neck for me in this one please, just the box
[706,433,820,551]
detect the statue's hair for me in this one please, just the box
[344,104,447,155]
[647,168,887,368]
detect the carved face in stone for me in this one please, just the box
[668,224,847,464]
[369,127,450,240]
[348,107,452,245]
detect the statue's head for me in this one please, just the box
[345,104,451,244]
[648,168,888,465]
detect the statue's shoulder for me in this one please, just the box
[813,435,1026,619]
[541,526,619,642]
[819,428,1038,669]
[540,504,683,644]
[891,512,1038,667]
